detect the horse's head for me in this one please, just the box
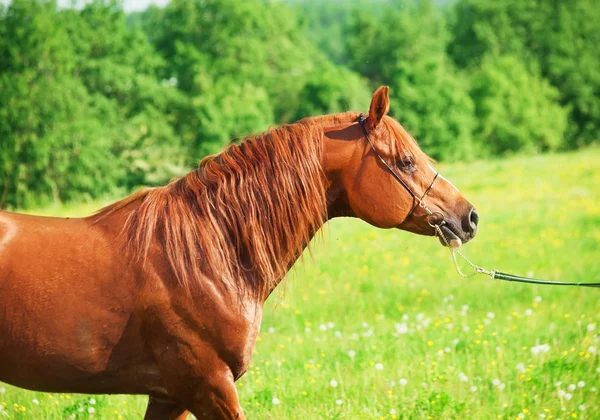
[323,86,478,246]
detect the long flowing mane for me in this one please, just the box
[98,115,342,297]
[97,111,431,297]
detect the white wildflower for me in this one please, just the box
[525,309,533,316]
[487,312,495,319]
[577,381,585,388]
[88,407,95,414]
[330,379,338,388]
[565,393,572,401]
[579,405,586,411]
[531,344,550,355]
[470,386,477,392]
[348,350,356,358]
[398,378,407,386]
[587,323,596,332]
[268,327,275,333]
[335,399,342,406]
[534,296,542,303]
[568,384,576,391]
[272,397,280,405]
[395,323,408,334]
[516,363,526,373]
[375,363,383,371]
[492,379,501,387]
[32,399,39,405]
[389,409,397,415]
[458,372,468,382]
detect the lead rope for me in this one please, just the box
[433,224,494,279]
[433,222,600,288]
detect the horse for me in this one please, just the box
[0,86,478,419]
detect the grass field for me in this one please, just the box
[2,148,599,419]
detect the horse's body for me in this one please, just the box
[0,87,478,419]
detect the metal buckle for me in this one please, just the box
[426,211,445,227]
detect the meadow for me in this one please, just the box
[1,148,599,419]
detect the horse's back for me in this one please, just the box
[0,211,105,286]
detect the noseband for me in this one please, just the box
[357,114,443,227]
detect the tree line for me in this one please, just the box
[1,0,598,209]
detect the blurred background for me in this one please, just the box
[0,0,598,209]
[1,2,599,419]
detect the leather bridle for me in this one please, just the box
[357,114,444,228]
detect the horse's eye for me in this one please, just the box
[397,156,416,172]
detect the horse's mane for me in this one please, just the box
[96,111,430,297]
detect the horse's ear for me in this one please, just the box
[367,86,390,130]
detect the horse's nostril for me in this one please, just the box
[469,208,479,231]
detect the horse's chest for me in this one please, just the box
[147,296,262,382]
[211,305,262,380]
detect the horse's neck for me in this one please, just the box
[260,137,350,301]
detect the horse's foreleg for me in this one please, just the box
[144,397,189,420]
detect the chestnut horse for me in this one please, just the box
[0,87,478,419]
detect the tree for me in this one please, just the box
[470,55,568,155]
[450,0,600,147]
[348,0,476,160]
[0,0,186,208]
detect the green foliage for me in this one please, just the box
[348,0,477,160]
[0,0,187,208]
[192,77,275,156]
[470,55,568,155]
[450,0,600,147]
[291,62,372,123]
[1,0,599,208]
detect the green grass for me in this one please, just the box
[2,148,599,419]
